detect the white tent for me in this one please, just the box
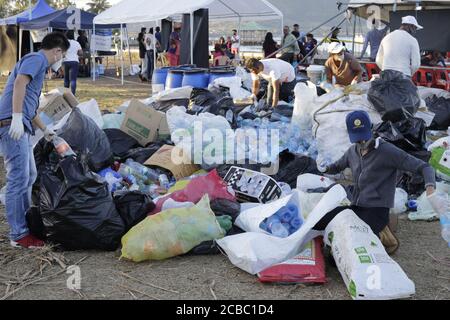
[92,0,284,84]
[349,0,450,20]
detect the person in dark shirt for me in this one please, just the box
[138,28,147,81]
[262,32,279,58]
[76,30,88,50]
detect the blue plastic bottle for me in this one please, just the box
[271,221,289,238]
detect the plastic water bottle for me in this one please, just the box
[407,200,418,211]
[158,174,170,189]
[52,136,76,157]
[271,221,289,238]
[276,204,299,223]
[118,163,147,182]
[125,159,159,182]
[440,212,450,248]
[290,217,303,231]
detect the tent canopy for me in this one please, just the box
[93,0,283,25]
[0,0,55,25]
[19,8,121,30]
[348,0,450,19]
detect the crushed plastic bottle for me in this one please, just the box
[158,174,170,189]
[125,159,159,182]
[52,136,76,157]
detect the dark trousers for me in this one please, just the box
[63,61,79,95]
[267,79,297,105]
[313,205,390,235]
[146,50,154,80]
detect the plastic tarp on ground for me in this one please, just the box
[0,0,55,25]
[20,8,120,30]
[93,0,283,24]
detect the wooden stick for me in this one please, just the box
[118,272,179,294]
[209,280,217,300]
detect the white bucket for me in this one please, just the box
[306,65,325,85]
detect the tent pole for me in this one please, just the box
[120,23,124,85]
[19,28,23,59]
[93,23,96,82]
[190,11,194,65]
[125,26,132,67]
[352,14,356,54]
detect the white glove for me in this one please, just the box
[44,127,56,142]
[427,191,449,216]
[8,113,24,141]
[351,79,358,85]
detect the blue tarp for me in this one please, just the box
[19,8,121,30]
[0,0,55,25]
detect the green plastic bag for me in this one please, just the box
[121,195,225,262]
[429,147,450,181]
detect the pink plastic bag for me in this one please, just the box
[151,170,235,214]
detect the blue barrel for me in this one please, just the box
[178,64,197,70]
[152,67,171,92]
[208,69,236,84]
[165,69,185,89]
[182,69,209,88]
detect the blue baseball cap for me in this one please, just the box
[346,111,373,143]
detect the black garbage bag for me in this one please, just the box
[113,191,155,232]
[39,156,125,251]
[122,144,162,164]
[190,198,244,255]
[396,150,431,196]
[426,96,450,130]
[103,129,140,159]
[272,151,320,188]
[188,88,218,109]
[374,117,427,152]
[368,70,420,122]
[59,108,113,172]
[26,206,46,241]
[151,99,190,112]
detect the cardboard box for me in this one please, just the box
[38,94,72,125]
[120,99,170,146]
[144,145,200,180]
[224,166,282,203]
[48,87,79,108]
[38,88,79,125]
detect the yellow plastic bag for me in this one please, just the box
[121,195,225,262]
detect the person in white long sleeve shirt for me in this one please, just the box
[376,16,422,77]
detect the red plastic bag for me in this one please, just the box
[257,237,326,284]
[151,170,235,214]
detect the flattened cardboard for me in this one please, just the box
[144,145,200,180]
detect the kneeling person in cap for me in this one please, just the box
[246,58,296,108]
[314,110,443,254]
[325,42,363,87]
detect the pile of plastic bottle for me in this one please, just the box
[236,116,318,158]
[259,204,303,238]
[98,159,176,198]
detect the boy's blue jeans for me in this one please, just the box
[0,127,37,241]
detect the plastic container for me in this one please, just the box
[208,69,236,84]
[182,69,209,88]
[165,69,185,89]
[440,212,450,248]
[125,159,159,182]
[158,174,170,189]
[306,65,325,85]
[152,67,171,93]
[271,221,289,238]
[52,136,76,157]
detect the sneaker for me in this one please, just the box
[10,234,45,249]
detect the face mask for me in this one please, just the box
[51,57,63,72]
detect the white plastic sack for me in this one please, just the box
[325,209,415,300]
[296,173,335,192]
[408,182,450,221]
[390,188,408,215]
[129,64,140,76]
[415,110,435,127]
[161,199,195,211]
[235,66,253,91]
[155,86,193,101]
[76,99,104,129]
[236,190,325,234]
[313,88,382,165]
[217,184,348,274]
[0,186,6,206]
[208,76,252,100]
[418,86,450,101]
[102,113,125,129]
[290,81,318,140]
[427,136,450,152]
